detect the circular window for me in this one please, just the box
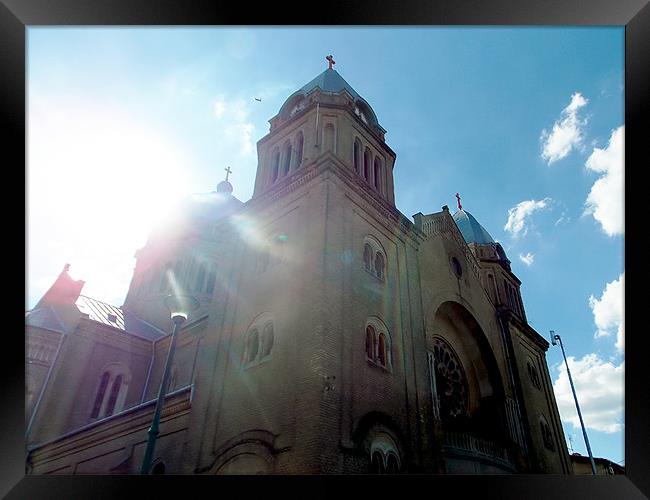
[450,256,463,278]
[432,337,468,420]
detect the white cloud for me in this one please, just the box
[213,97,226,119]
[519,252,535,266]
[541,92,589,164]
[552,353,624,434]
[504,198,552,237]
[225,122,255,157]
[589,273,624,353]
[584,126,624,236]
[212,96,255,156]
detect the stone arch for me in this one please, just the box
[351,412,408,473]
[428,300,506,440]
[355,98,379,128]
[90,362,132,419]
[365,316,392,370]
[209,429,277,475]
[241,312,275,368]
[363,235,387,281]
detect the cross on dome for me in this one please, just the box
[455,192,463,210]
[224,166,232,182]
[326,54,336,70]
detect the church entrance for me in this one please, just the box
[427,301,517,473]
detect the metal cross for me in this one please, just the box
[455,192,462,210]
[224,166,232,182]
[326,55,336,70]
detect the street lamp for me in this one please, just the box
[140,293,200,474]
[550,330,597,475]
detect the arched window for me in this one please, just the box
[374,157,381,191]
[90,372,110,418]
[540,417,556,451]
[104,374,123,416]
[371,451,384,474]
[90,366,130,420]
[295,132,304,168]
[527,360,542,390]
[194,262,206,292]
[374,252,385,280]
[386,453,399,474]
[353,138,361,174]
[206,263,217,294]
[364,148,371,182]
[432,337,468,421]
[271,148,280,183]
[363,237,387,282]
[324,123,335,152]
[365,321,391,370]
[365,326,376,360]
[377,333,387,367]
[261,323,274,358]
[368,432,401,474]
[282,141,292,176]
[246,329,259,363]
[243,317,275,368]
[363,243,373,272]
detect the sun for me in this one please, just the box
[28,95,195,305]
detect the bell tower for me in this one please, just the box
[252,56,397,206]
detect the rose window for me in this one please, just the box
[433,337,468,420]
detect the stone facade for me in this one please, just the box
[25,67,572,475]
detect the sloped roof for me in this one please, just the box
[298,68,362,100]
[25,306,68,334]
[452,209,495,245]
[75,295,166,340]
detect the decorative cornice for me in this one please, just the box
[28,386,193,462]
[497,307,549,351]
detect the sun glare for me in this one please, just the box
[28,96,195,306]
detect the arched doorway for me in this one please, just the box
[427,301,515,473]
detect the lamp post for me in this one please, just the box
[140,293,199,474]
[550,330,597,475]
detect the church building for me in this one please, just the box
[25,58,572,474]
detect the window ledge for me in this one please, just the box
[243,355,272,371]
[364,268,385,283]
[366,358,392,373]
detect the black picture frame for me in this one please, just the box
[5,0,648,498]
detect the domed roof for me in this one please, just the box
[216,180,233,194]
[278,68,381,130]
[298,68,362,100]
[452,209,495,245]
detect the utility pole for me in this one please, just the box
[551,330,597,475]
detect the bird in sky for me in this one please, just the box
[254,97,262,102]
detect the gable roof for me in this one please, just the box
[75,295,166,340]
[25,306,68,334]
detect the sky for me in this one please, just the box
[27,27,624,466]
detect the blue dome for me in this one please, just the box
[452,209,495,245]
[278,69,381,129]
[298,68,361,100]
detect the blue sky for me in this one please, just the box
[27,27,624,466]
